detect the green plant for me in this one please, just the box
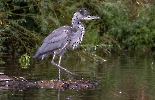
[0,1,38,56]
[93,0,155,51]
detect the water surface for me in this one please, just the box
[0,51,155,100]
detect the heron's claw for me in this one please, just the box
[70,72,78,76]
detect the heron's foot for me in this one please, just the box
[51,61,78,76]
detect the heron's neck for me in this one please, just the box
[70,16,86,49]
[72,17,85,34]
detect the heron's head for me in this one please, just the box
[75,8,100,20]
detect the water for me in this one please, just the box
[1,51,155,100]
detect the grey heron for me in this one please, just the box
[34,8,100,80]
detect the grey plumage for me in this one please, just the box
[34,8,100,79]
[34,26,72,59]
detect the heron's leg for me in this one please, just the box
[51,53,77,76]
[58,56,62,80]
[52,53,61,80]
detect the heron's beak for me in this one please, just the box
[82,15,100,20]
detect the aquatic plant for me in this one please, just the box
[19,53,30,69]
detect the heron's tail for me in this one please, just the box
[33,52,41,59]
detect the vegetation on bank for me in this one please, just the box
[0,0,155,57]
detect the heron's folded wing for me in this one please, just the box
[37,26,72,54]
[43,26,72,44]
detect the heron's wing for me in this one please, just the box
[43,26,72,43]
[34,26,72,59]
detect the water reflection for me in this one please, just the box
[0,51,155,100]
